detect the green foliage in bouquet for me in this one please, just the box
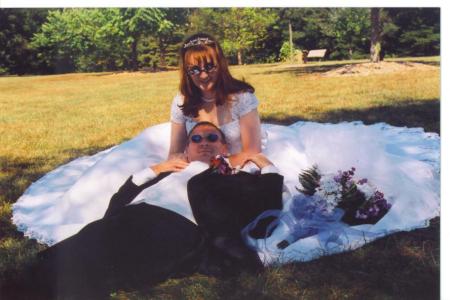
[296,165,320,196]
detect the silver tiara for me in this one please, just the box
[183,37,214,49]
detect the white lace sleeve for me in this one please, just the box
[234,92,259,118]
[170,95,186,124]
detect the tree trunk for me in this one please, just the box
[158,38,167,68]
[131,38,139,71]
[289,20,293,60]
[370,8,382,63]
[237,49,243,65]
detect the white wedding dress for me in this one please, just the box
[12,95,440,265]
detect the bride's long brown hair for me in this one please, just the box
[179,33,254,118]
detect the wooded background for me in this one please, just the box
[0,8,440,75]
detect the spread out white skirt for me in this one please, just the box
[12,121,440,265]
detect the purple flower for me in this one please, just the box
[373,191,384,199]
[333,174,341,182]
[375,198,391,210]
[357,178,368,185]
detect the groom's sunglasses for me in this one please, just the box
[190,133,220,143]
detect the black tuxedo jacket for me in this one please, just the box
[188,168,283,239]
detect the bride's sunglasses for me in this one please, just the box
[187,63,217,76]
[190,133,220,143]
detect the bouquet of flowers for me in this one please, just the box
[243,165,392,251]
[297,165,391,225]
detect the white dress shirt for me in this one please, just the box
[131,161,280,186]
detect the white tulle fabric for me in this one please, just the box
[12,121,440,264]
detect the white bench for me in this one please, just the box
[306,49,327,62]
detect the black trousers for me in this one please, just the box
[14,203,261,300]
[18,204,206,299]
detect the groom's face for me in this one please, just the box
[186,125,227,163]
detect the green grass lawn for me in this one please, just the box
[0,57,440,299]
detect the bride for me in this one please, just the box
[12,33,440,265]
[169,32,262,167]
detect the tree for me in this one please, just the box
[119,8,164,71]
[278,8,331,51]
[155,8,190,67]
[279,41,299,62]
[324,8,371,59]
[31,8,164,72]
[31,9,126,72]
[136,8,191,69]
[222,8,277,65]
[276,8,341,60]
[383,8,440,57]
[189,8,277,65]
[370,8,382,62]
[0,8,49,74]
[288,20,294,59]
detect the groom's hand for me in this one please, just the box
[168,152,187,160]
[150,157,189,176]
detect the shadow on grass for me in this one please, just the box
[278,217,440,299]
[393,59,441,67]
[262,99,440,134]
[86,67,178,76]
[0,144,115,239]
[0,145,114,203]
[0,143,121,292]
[255,63,349,76]
[0,155,58,240]
[124,218,439,299]
[256,59,439,76]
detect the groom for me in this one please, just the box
[104,121,281,218]
[10,122,283,299]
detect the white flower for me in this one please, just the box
[319,175,341,193]
[356,182,376,198]
[315,175,342,211]
[311,194,335,215]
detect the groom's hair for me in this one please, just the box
[187,121,226,144]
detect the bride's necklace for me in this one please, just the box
[201,96,216,103]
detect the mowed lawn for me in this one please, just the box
[0,57,440,299]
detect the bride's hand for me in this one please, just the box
[243,153,273,169]
[228,152,253,168]
[150,157,189,175]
